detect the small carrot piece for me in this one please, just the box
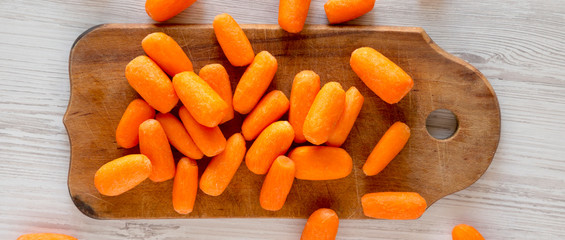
[245,121,294,175]
[289,70,320,143]
[326,87,364,147]
[363,121,410,176]
[17,233,78,240]
[125,55,179,113]
[233,51,278,114]
[155,113,203,159]
[173,71,228,128]
[200,133,246,196]
[260,155,296,211]
[145,0,197,22]
[199,64,234,123]
[300,208,339,240]
[139,119,176,182]
[361,192,427,220]
[452,224,485,240]
[172,157,198,214]
[303,82,346,145]
[178,106,226,157]
[278,0,312,33]
[288,146,352,180]
[324,0,375,24]
[242,90,290,141]
[142,32,193,76]
[115,99,155,148]
[350,47,414,104]
[94,154,152,196]
[213,13,255,67]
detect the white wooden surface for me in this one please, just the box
[1,0,564,239]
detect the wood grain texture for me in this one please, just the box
[1,0,564,238]
[65,24,499,219]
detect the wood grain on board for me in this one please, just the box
[64,24,500,219]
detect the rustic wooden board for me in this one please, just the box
[64,24,500,219]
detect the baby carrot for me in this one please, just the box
[361,192,427,220]
[94,154,152,196]
[300,208,339,240]
[178,106,226,157]
[303,82,346,145]
[213,13,255,67]
[200,133,246,196]
[145,0,197,22]
[326,87,364,147]
[155,113,203,159]
[142,32,193,76]
[199,64,234,123]
[245,121,294,175]
[172,157,198,214]
[324,0,375,24]
[289,70,320,143]
[350,47,414,104]
[233,51,278,114]
[173,71,228,128]
[288,146,352,180]
[139,119,176,182]
[260,156,295,211]
[17,233,78,240]
[278,0,312,33]
[115,99,155,148]
[125,55,179,113]
[363,121,410,176]
[452,224,485,240]
[241,90,290,141]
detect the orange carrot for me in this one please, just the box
[139,119,176,182]
[94,154,152,196]
[260,155,296,211]
[300,208,339,240]
[178,106,226,157]
[288,146,352,180]
[172,157,198,214]
[142,32,193,76]
[213,13,255,66]
[303,82,346,145]
[199,64,234,123]
[324,0,375,24]
[452,224,485,240]
[145,0,197,22]
[326,87,364,147]
[363,121,410,176]
[155,113,203,159]
[245,121,294,175]
[200,133,246,196]
[115,99,155,148]
[278,0,312,33]
[350,47,414,104]
[233,51,278,114]
[173,71,228,127]
[242,90,290,141]
[17,233,78,240]
[289,70,320,143]
[361,192,427,220]
[125,55,179,113]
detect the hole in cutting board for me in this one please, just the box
[426,109,458,140]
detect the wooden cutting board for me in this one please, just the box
[64,24,500,219]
